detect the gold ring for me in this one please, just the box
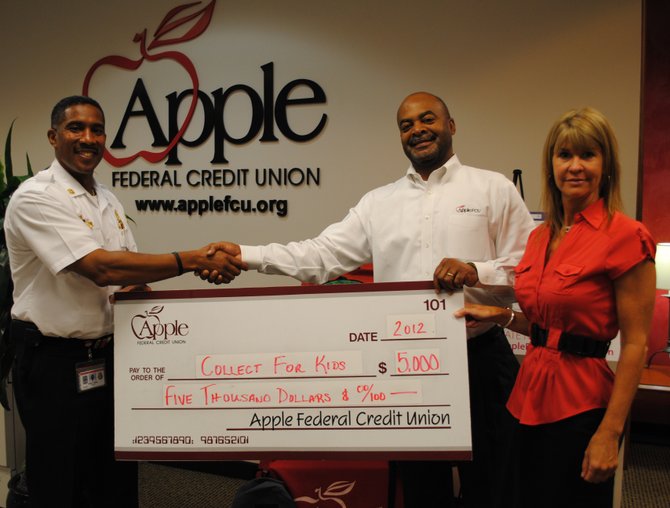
[446,272,454,277]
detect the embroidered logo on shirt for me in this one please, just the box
[79,214,94,229]
[455,205,482,214]
[114,210,126,230]
[66,188,75,195]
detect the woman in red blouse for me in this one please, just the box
[454,107,656,508]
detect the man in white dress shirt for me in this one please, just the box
[4,95,246,508]
[209,92,534,507]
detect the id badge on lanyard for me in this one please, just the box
[75,349,107,393]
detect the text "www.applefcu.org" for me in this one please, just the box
[134,196,288,217]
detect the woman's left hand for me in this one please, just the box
[581,429,619,483]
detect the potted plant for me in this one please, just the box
[0,121,33,411]
[0,122,32,508]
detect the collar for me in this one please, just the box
[405,154,461,183]
[49,159,101,198]
[49,159,110,210]
[573,198,606,230]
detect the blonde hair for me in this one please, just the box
[541,107,623,238]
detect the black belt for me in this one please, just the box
[11,320,112,350]
[530,323,610,358]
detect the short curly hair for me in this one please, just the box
[51,96,105,129]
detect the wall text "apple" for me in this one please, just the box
[110,62,327,165]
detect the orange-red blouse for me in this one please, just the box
[508,199,655,425]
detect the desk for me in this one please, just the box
[631,364,670,425]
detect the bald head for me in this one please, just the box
[397,92,450,122]
[397,92,456,178]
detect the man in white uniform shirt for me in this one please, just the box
[209,92,534,507]
[4,95,246,508]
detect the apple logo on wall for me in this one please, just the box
[82,0,215,167]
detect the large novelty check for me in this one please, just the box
[113,281,472,460]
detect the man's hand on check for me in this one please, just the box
[433,258,479,293]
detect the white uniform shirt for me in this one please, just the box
[5,159,137,339]
[242,155,536,336]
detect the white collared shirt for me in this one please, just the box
[5,159,137,338]
[242,155,535,336]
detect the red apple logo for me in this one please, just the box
[131,305,164,340]
[82,0,215,167]
[295,480,356,508]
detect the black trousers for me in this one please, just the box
[519,408,614,508]
[456,327,520,508]
[11,321,138,508]
[396,459,454,507]
[398,327,520,508]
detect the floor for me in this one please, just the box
[137,437,670,507]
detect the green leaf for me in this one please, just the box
[26,153,33,177]
[0,149,5,195]
[4,120,15,182]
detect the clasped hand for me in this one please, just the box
[196,241,245,284]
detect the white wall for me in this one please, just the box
[0,0,641,288]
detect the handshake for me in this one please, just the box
[190,241,245,284]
